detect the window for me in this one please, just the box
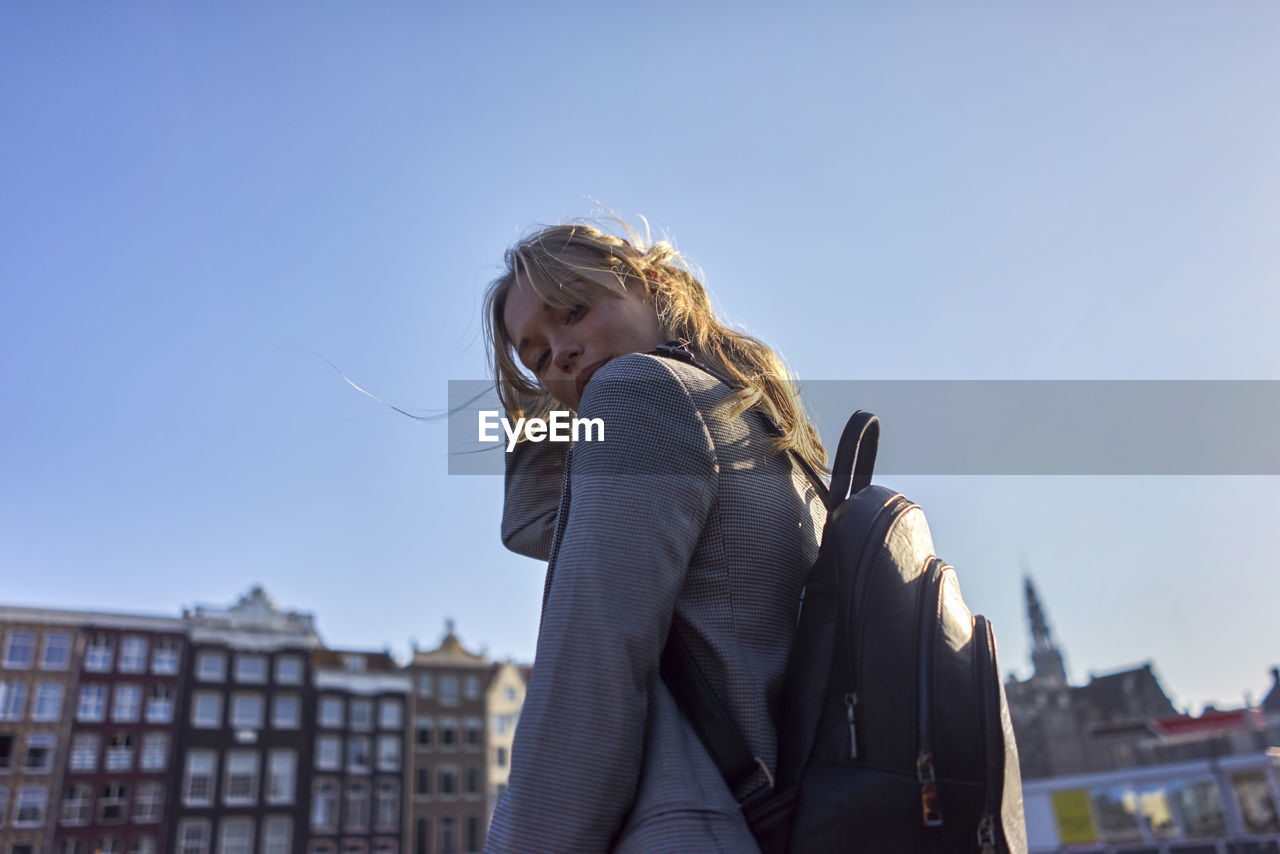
[415,718,432,747]
[318,696,343,728]
[61,782,94,825]
[505,685,517,702]
[440,676,458,704]
[130,836,157,854]
[0,733,12,771]
[1233,770,1280,834]
[134,781,163,823]
[224,751,260,805]
[77,683,106,721]
[69,732,99,771]
[376,736,400,771]
[60,840,87,854]
[178,819,212,854]
[266,750,296,805]
[465,718,482,746]
[24,734,55,773]
[316,735,341,770]
[344,780,369,831]
[84,635,113,672]
[465,766,479,795]
[496,745,508,767]
[0,785,7,827]
[105,731,134,771]
[415,819,430,854]
[140,732,169,771]
[375,780,398,829]
[146,684,173,722]
[346,736,371,773]
[272,694,300,729]
[0,681,27,719]
[112,684,142,721]
[439,817,456,854]
[438,767,456,796]
[192,692,222,728]
[15,785,48,826]
[197,651,226,682]
[119,637,147,673]
[342,654,366,673]
[1177,777,1227,838]
[4,631,35,668]
[466,816,480,854]
[311,779,339,832]
[353,698,376,730]
[274,656,302,685]
[32,682,64,721]
[41,633,72,670]
[231,693,264,729]
[414,768,430,796]
[218,817,254,854]
[262,816,291,854]
[97,839,122,854]
[440,718,456,746]
[235,655,267,684]
[417,675,432,697]
[151,637,179,674]
[378,699,402,729]
[373,841,396,854]
[464,675,480,700]
[183,751,217,806]
[99,782,128,823]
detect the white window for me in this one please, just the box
[440,676,458,704]
[23,734,55,773]
[77,683,106,721]
[505,685,517,702]
[112,684,142,721]
[152,638,179,674]
[134,782,163,823]
[119,637,147,673]
[99,838,123,854]
[378,699,402,729]
[192,692,222,728]
[346,736,371,773]
[224,751,260,805]
[15,785,48,826]
[146,684,173,722]
[465,718,482,746]
[32,682,63,721]
[311,779,338,831]
[84,635,113,672]
[218,817,254,854]
[41,633,71,670]
[61,782,94,825]
[197,651,226,682]
[231,693,264,729]
[0,681,27,720]
[183,750,217,806]
[261,816,291,854]
[140,732,169,771]
[274,656,302,685]
[178,819,212,854]
[415,717,433,747]
[99,782,128,823]
[344,780,369,831]
[105,731,134,771]
[342,655,366,673]
[131,836,158,854]
[3,631,35,668]
[316,735,341,770]
[376,735,400,771]
[375,780,398,830]
[265,750,296,805]
[417,675,432,697]
[70,732,99,771]
[464,675,480,700]
[271,694,299,729]
[350,699,372,730]
[318,696,343,728]
[235,655,267,684]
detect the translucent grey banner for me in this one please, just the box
[447,380,1280,476]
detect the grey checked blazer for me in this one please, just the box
[485,354,826,853]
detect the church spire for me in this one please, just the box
[1024,574,1067,683]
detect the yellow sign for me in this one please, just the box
[1053,789,1099,844]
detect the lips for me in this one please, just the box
[574,359,610,402]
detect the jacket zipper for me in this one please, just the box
[974,615,1003,854]
[916,561,945,827]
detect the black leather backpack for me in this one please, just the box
[661,399,1028,853]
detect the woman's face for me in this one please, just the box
[503,273,665,410]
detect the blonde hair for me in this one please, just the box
[482,217,827,473]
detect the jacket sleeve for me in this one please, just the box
[484,355,719,852]
[501,425,566,561]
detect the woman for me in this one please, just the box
[482,219,827,853]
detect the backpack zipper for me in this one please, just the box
[974,615,1004,854]
[916,561,945,827]
[843,691,858,759]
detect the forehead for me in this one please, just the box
[501,274,553,343]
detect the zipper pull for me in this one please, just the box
[795,584,807,625]
[977,814,997,854]
[844,692,858,759]
[916,752,943,827]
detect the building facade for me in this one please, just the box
[481,663,523,826]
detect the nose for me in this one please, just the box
[551,334,582,375]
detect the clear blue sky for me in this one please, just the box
[2,1,1277,714]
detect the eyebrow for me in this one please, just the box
[513,304,556,364]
